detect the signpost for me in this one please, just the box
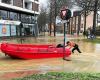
[60,7,71,60]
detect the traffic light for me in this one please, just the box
[60,9,71,20]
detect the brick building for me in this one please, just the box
[68,11,94,35]
[0,0,39,37]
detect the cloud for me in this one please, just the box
[39,0,48,8]
[39,0,47,4]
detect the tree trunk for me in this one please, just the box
[71,17,73,35]
[84,11,87,36]
[49,23,52,36]
[93,0,98,35]
[54,22,56,36]
[54,0,57,37]
[68,19,71,34]
[75,16,77,33]
[49,3,52,36]
[77,15,81,35]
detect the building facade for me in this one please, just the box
[68,11,94,35]
[0,0,39,37]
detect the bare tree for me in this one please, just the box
[75,0,100,35]
[37,5,47,35]
[48,0,75,36]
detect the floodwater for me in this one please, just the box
[0,35,100,74]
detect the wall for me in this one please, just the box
[13,0,23,8]
[32,2,39,12]
[86,12,94,29]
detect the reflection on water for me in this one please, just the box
[0,36,100,73]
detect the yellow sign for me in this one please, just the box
[2,25,7,34]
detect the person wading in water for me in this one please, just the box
[66,41,82,53]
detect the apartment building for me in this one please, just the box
[0,0,39,37]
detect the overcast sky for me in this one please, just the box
[39,0,47,4]
[39,0,48,7]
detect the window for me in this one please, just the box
[21,14,34,24]
[35,0,38,1]
[2,0,12,4]
[24,0,32,10]
[25,2,28,9]
[10,12,18,21]
[0,10,8,20]
[21,14,26,23]
[32,16,36,24]
[28,15,32,24]
[21,14,30,23]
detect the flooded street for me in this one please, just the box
[0,35,100,75]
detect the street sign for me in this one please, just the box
[56,16,62,25]
[60,9,71,20]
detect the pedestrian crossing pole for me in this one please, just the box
[60,6,71,60]
[63,22,66,60]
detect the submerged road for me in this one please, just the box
[0,36,100,80]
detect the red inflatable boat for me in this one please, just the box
[0,43,71,59]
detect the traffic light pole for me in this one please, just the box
[63,21,70,61]
[60,7,71,60]
[63,22,66,60]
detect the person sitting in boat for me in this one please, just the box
[56,44,64,48]
[66,41,82,53]
[56,42,69,48]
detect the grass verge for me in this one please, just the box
[13,72,100,80]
